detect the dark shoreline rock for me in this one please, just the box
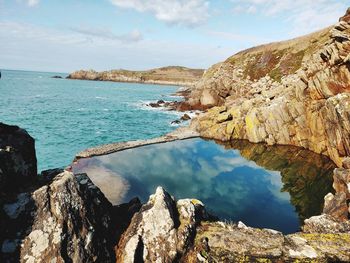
[0,122,37,193]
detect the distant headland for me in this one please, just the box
[67,66,204,86]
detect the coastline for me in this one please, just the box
[66,76,197,87]
[66,66,204,87]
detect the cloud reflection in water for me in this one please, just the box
[73,138,334,234]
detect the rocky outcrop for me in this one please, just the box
[116,186,207,263]
[0,124,121,262]
[316,164,350,222]
[186,221,350,262]
[112,184,350,262]
[1,170,116,263]
[0,123,37,193]
[67,66,204,87]
[191,10,350,167]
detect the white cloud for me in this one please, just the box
[230,0,347,36]
[28,0,39,6]
[70,26,143,43]
[110,0,209,27]
[15,0,40,7]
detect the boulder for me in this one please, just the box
[322,192,348,221]
[116,187,207,263]
[180,114,191,121]
[200,89,223,107]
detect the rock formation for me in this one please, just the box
[189,9,350,167]
[116,187,207,263]
[1,119,349,262]
[0,124,118,262]
[1,169,117,262]
[0,123,37,193]
[67,66,204,87]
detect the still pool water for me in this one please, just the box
[73,138,336,234]
[0,70,181,171]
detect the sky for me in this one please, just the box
[0,0,348,73]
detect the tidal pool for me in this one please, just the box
[73,138,336,234]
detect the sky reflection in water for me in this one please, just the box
[73,138,335,234]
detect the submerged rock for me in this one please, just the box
[180,113,191,121]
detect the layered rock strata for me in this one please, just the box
[191,9,350,167]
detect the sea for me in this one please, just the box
[0,69,181,171]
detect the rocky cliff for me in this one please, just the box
[189,9,350,168]
[67,66,204,87]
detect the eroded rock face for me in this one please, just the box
[1,171,115,263]
[0,123,37,192]
[191,10,350,167]
[116,187,207,263]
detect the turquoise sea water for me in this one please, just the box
[0,70,180,171]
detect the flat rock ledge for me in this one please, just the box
[75,126,199,160]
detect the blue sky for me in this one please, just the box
[0,0,348,72]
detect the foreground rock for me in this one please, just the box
[114,186,350,262]
[190,9,350,167]
[1,171,116,263]
[185,221,350,262]
[67,66,204,87]
[116,187,207,262]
